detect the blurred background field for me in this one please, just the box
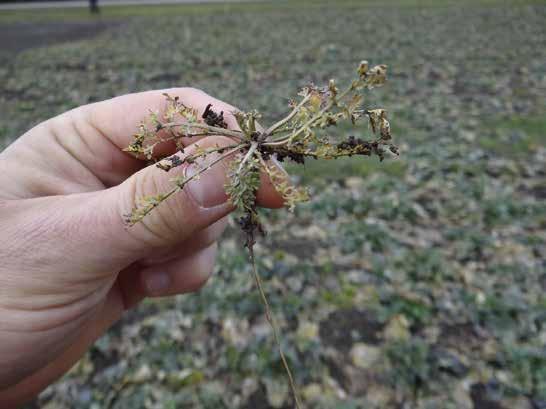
[1,0,545,408]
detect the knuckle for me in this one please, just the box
[181,87,207,98]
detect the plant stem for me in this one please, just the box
[173,145,243,188]
[267,85,355,147]
[162,121,245,140]
[189,143,243,157]
[163,143,243,163]
[237,141,258,174]
[264,93,312,137]
[247,245,303,409]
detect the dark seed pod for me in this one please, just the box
[156,154,184,171]
[202,104,228,129]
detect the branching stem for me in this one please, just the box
[127,145,244,224]
[174,145,244,188]
[264,93,312,137]
[162,121,245,140]
[269,85,354,146]
[237,141,259,174]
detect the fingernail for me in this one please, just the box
[143,271,171,295]
[184,154,229,208]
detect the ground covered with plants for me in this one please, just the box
[1,1,545,408]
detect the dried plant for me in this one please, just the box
[124,61,398,408]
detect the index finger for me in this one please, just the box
[83,87,241,159]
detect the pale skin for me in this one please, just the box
[0,88,284,407]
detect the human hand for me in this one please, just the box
[0,88,283,406]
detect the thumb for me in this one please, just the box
[0,136,236,292]
[2,136,283,282]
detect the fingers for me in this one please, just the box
[82,87,241,155]
[0,88,244,196]
[256,159,286,209]
[117,221,224,307]
[140,243,217,297]
[139,217,228,265]
[70,87,241,186]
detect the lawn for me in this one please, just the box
[1,1,545,408]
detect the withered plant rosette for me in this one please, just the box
[124,61,398,408]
